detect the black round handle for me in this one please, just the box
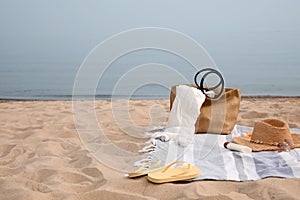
[194,68,225,99]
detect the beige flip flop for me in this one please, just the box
[147,160,200,183]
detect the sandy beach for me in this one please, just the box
[1,97,300,200]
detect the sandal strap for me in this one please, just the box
[162,160,191,173]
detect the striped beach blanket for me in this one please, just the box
[146,125,300,181]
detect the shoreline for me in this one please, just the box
[1,95,300,102]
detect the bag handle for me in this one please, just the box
[194,68,225,99]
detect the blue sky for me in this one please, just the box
[0,0,299,68]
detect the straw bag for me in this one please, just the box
[169,69,241,134]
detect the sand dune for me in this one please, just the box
[0,97,300,200]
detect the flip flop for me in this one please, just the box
[127,160,162,178]
[147,160,200,183]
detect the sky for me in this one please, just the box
[1,0,300,38]
[0,0,299,63]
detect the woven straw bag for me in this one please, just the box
[170,85,241,134]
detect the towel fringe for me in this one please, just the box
[134,155,153,167]
[135,133,161,168]
[144,126,165,137]
[138,144,155,153]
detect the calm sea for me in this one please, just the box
[1,31,300,100]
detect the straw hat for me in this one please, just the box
[233,119,300,152]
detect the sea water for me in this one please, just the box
[1,31,300,100]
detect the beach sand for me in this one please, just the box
[1,97,300,200]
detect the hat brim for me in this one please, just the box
[232,133,300,152]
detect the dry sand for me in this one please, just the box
[1,97,300,200]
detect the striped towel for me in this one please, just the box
[146,125,300,181]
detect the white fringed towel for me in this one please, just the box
[147,125,300,181]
